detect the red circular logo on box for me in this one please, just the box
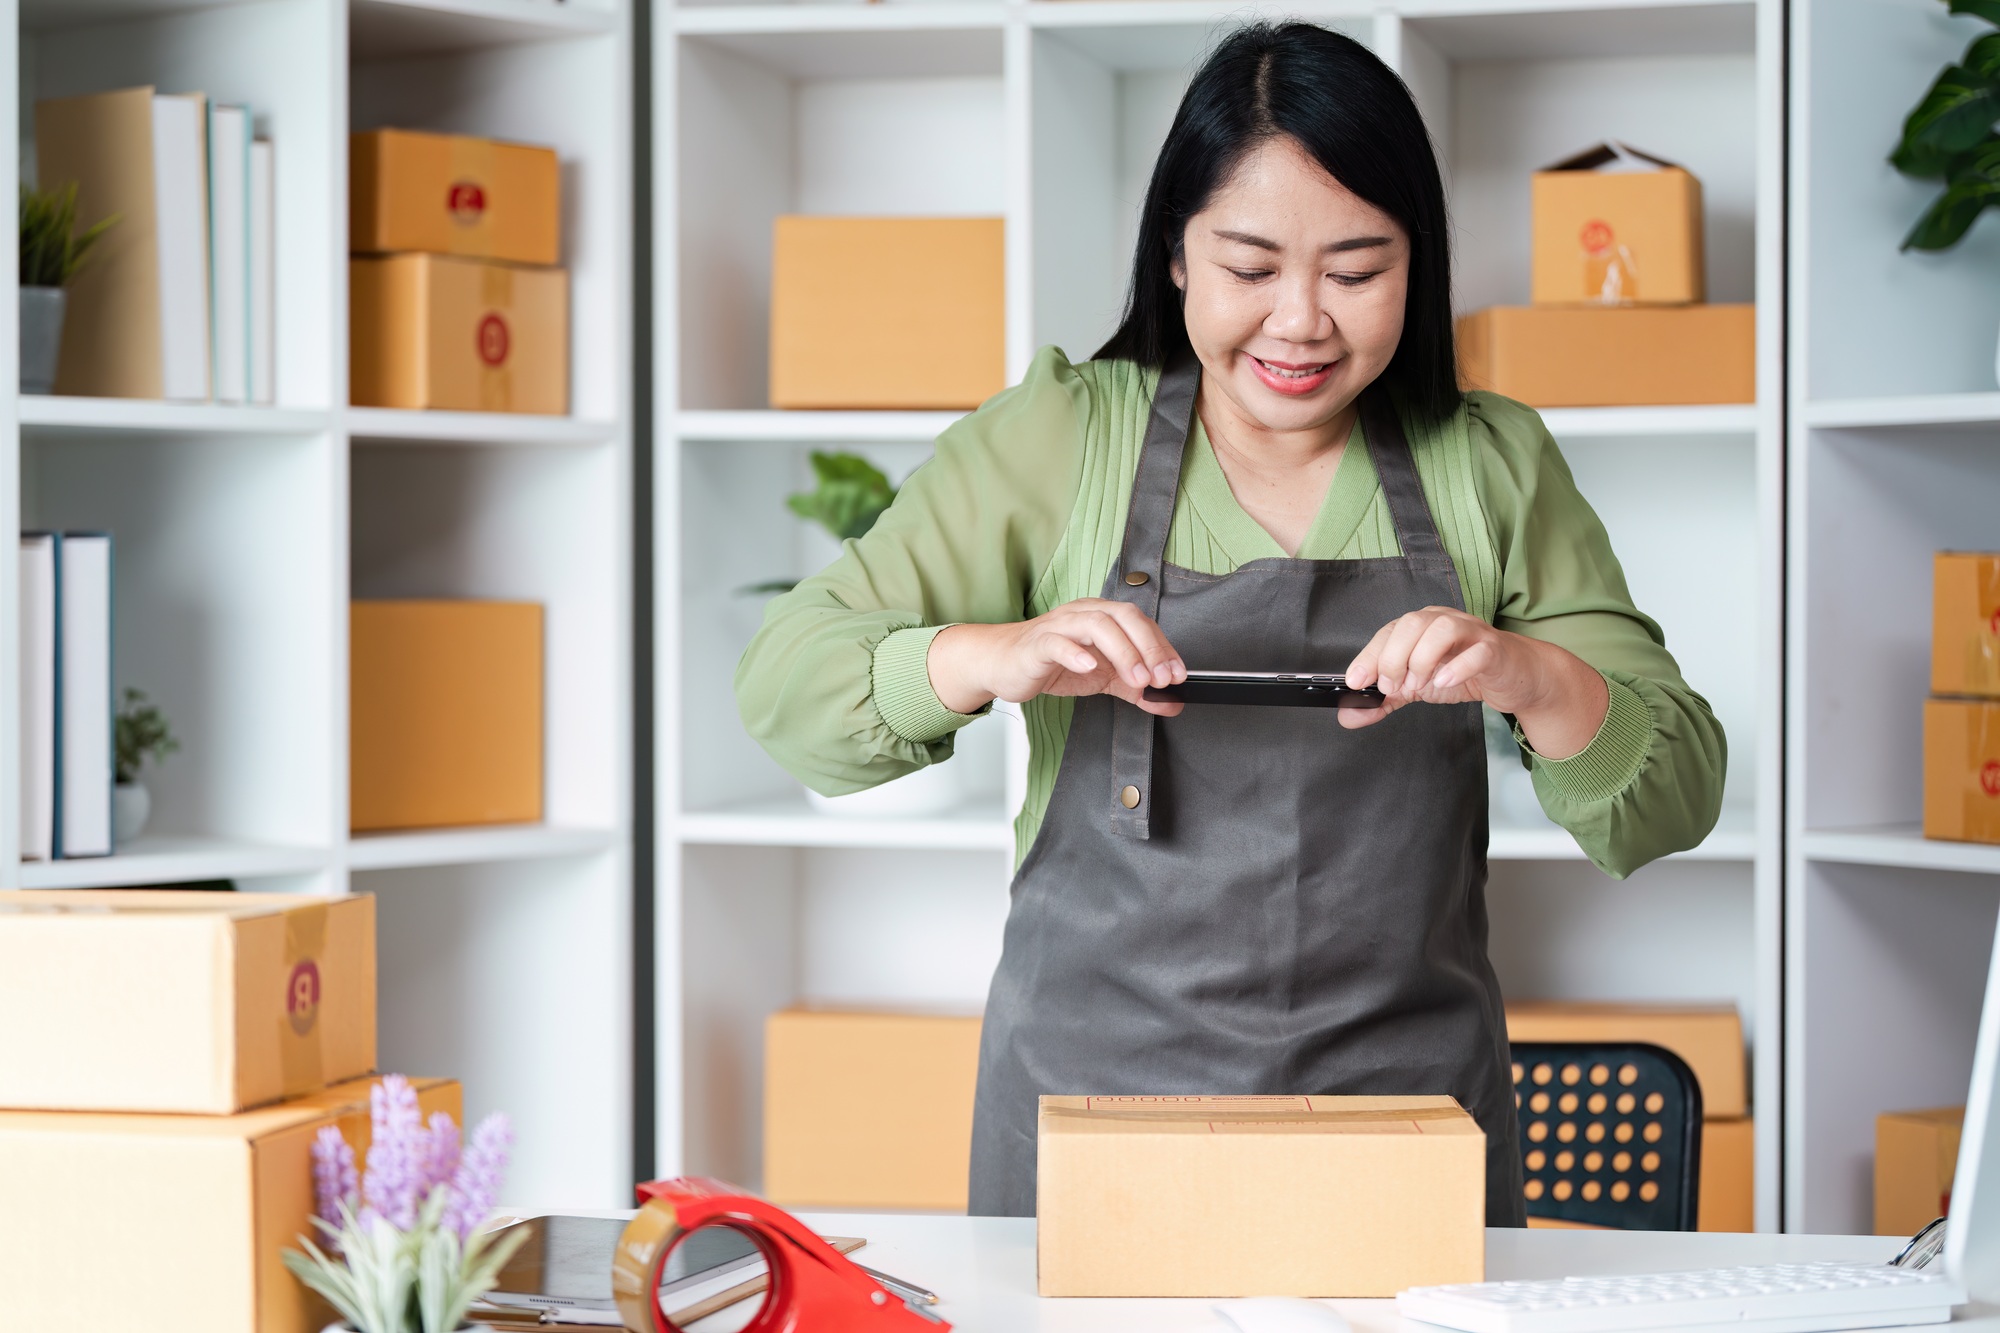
[447,182,486,225]
[477,313,510,367]
[287,960,321,1037]
[1580,219,1615,255]
[1981,761,2000,798]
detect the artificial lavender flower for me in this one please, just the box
[440,1112,513,1242]
[362,1074,424,1230]
[311,1123,359,1223]
[419,1111,462,1197]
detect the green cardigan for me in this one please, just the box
[735,347,1727,878]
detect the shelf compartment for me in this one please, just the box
[674,8,1007,82]
[677,794,1015,852]
[352,0,618,60]
[1399,2,1757,61]
[18,836,331,890]
[347,408,618,447]
[1491,803,1757,862]
[348,824,617,870]
[674,410,965,443]
[1804,394,2000,431]
[20,397,332,438]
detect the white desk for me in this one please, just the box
[682,1216,1980,1332]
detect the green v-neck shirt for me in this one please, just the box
[735,348,1726,878]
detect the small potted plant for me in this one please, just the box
[750,451,969,818]
[19,182,115,395]
[113,688,178,843]
[284,1076,528,1333]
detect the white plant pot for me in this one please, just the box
[806,760,966,818]
[112,782,150,844]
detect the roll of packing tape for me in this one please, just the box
[612,1178,948,1333]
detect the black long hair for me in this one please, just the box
[1095,22,1461,422]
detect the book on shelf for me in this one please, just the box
[19,534,114,861]
[35,86,276,405]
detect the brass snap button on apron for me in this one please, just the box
[1119,785,1142,809]
[1124,570,1149,586]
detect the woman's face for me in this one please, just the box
[1173,136,1411,435]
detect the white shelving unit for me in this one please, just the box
[1786,0,2000,1234]
[655,0,1785,1228]
[8,0,634,1207]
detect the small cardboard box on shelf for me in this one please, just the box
[1532,143,1705,306]
[1700,1116,1754,1232]
[764,1007,982,1211]
[1505,1001,1747,1119]
[1877,1106,1962,1236]
[1933,553,2000,698]
[351,128,560,266]
[0,1075,458,1333]
[769,216,1005,410]
[1456,304,1754,408]
[351,600,543,832]
[0,891,374,1114]
[1924,698,2000,844]
[1037,1094,1485,1297]
[350,254,568,413]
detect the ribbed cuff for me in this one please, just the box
[1520,674,1654,804]
[871,625,986,744]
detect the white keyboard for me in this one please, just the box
[1396,1262,1964,1333]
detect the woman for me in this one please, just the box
[736,23,1725,1223]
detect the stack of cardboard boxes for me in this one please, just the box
[1458,143,1755,408]
[1878,1106,1964,1236]
[0,890,456,1333]
[350,128,569,415]
[1925,553,2000,844]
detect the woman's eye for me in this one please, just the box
[1228,268,1272,282]
[1330,270,1382,288]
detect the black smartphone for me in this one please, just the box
[1143,671,1386,709]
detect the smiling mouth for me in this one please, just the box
[1252,355,1332,379]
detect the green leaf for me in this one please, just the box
[18,182,116,288]
[1903,137,2000,248]
[1897,59,2000,167]
[785,451,898,542]
[1950,0,2000,29]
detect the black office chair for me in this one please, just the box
[1510,1040,1704,1231]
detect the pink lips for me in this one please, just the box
[1246,353,1335,396]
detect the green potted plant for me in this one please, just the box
[754,451,969,819]
[19,182,115,395]
[113,688,178,843]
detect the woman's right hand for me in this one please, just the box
[926,599,1187,717]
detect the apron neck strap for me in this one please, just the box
[1359,392,1450,565]
[1112,349,1200,620]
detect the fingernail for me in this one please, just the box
[1434,668,1456,689]
[1170,660,1186,677]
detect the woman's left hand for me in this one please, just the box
[1341,606,1609,759]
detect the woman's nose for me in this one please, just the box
[1265,275,1331,342]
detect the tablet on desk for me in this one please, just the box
[1144,671,1386,709]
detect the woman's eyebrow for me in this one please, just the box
[1209,229,1394,254]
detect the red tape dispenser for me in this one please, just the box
[612,1176,951,1333]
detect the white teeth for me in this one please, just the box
[1258,358,1328,379]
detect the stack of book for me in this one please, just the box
[35,86,276,403]
[19,534,113,860]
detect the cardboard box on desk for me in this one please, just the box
[0,1075,458,1333]
[0,891,374,1114]
[1925,698,2000,844]
[1934,553,2000,698]
[1457,305,1754,408]
[770,216,1004,410]
[1877,1106,1963,1236]
[1037,1094,1484,1297]
[1506,1001,1748,1118]
[351,600,543,831]
[351,254,568,413]
[764,1007,982,1211]
[1532,143,1705,306]
[352,128,560,266]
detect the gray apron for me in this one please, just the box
[968,354,1525,1225]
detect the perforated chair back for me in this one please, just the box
[1510,1040,1703,1231]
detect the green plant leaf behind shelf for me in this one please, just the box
[19,182,116,289]
[1904,135,2000,249]
[785,450,898,542]
[1897,50,2000,172]
[1952,0,2000,28]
